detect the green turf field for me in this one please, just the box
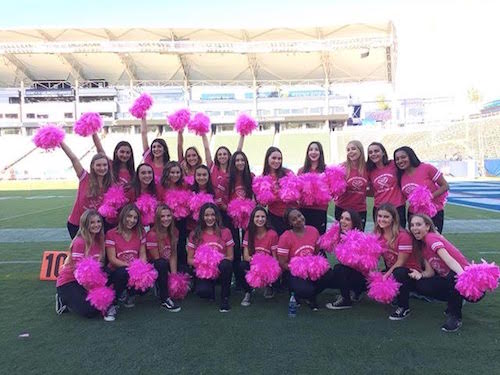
[1,190,499,374]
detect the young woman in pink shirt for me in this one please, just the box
[177,130,210,178]
[366,142,406,228]
[140,117,170,186]
[394,146,449,233]
[60,141,112,239]
[334,140,368,230]
[298,141,328,234]
[390,214,469,332]
[187,203,234,312]
[56,209,105,319]
[92,133,135,185]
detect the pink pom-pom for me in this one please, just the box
[408,185,437,217]
[367,271,401,304]
[307,255,330,281]
[299,173,331,206]
[245,253,281,288]
[168,272,191,300]
[279,173,302,203]
[74,112,103,137]
[127,259,158,292]
[86,286,115,313]
[252,175,277,205]
[335,230,383,273]
[184,175,195,186]
[193,244,224,280]
[33,124,65,150]
[189,192,215,221]
[168,108,191,132]
[164,189,192,219]
[135,193,158,225]
[227,198,256,229]
[318,222,341,253]
[235,113,257,136]
[188,112,210,136]
[99,184,128,219]
[129,93,153,119]
[98,204,118,220]
[455,260,500,301]
[324,165,347,199]
[74,258,107,289]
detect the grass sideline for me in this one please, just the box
[1,190,500,374]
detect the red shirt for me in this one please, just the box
[146,229,173,261]
[243,229,279,256]
[187,228,235,257]
[422,232,469,277]
[105,228,146,270]
[117,168,132,186]
[268,173,292,217]
[334,166,368,212]
[297,167,329,211]
[277,225,319,262]
[229,172,255,201]
[68,170,106,225]
[211,164,229,209]
[56,236,102,287]
[379,229,421,270]
[401,163,444,213]
[368,161,405,208]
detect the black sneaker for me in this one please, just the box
[441,316,462,332]
[263,286,275,299]
[325,296,352,310]
[219,298,231,313]
[389,307,411,320]
[305,297,319,311]
[55,293,67,315]
[350,290,364,303]
[161,298,181,312]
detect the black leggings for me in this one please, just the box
[153,258,171,302]
[301,208,327,234]
[333,263,367,302]
[288,268,341,300]
[109,266,147,300]
[407,209,444,233]
[175,218,188,271]
[373,205,407,229]
[57,281,100,318]
[334,206,367,231]
[222,211,245,288]
[195,259,233,301]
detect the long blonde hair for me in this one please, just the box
[88,153,112,197]
[153,204,178,257]
[344,140,366,176]
[117,204,144,238]
[373,204,400,248]
[67,209,105,265]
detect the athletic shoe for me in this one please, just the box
[389,307,411,320]
[55,293,67,315]
[123,294,135,308]
[104,305,117,322]
[441,316,462,333]
[350,290,365,303]
[263,286,275,299]
[240,292,251,307]
[219,298,231,313]
[118,290,128,304]
[325,296,352,310]
[306,298,319,311]
[161,298,181,312]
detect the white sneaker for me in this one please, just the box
[104,305,117,322]
[55,293,67,315]
[240,292,251,307]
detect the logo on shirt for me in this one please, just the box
[295,245,314,257]
[402,183,419,196]
[348,177,367,191]
[374,174,393,191]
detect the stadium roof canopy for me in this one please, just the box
[0,22,396,88]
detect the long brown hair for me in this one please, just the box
[373,203,400,248]
[191,203,223,246]
[67,209,105,265]
[246,206,273,256]
[302,141,326,173]
[409,213,437,268]
[88,153,112,197]
[153,204,178,257]
[117,204,144,238]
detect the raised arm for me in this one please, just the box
[60,141,84,178]
[202,134,213,168]
[177,131,184,162]
[92,133,106,156]
[141,117,149,153]
[237,134,245,152]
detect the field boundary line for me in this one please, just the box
[0,205,71,222]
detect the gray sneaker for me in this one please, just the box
[325,296,352,310]
[240,292,251,307]
[104,305,117,322]
[263,286,275,299]
[161,298,181,312]
[55,293,67,315]
[123,294,135,308]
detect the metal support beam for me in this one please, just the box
[169,30,191,103]
[103,29,137,81]
[3,54,34,83]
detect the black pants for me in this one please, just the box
[195,259,232,301]
[222,211,245,288]
[268,212,287,236]
[334,263,367,302]
[334,206,367,231]
[301,208,327,234]
[289,268,341,300]
[175,218,188,270]
[373,205,407,229]
[240,260,252,293]
[393,267,463,318]
[109,266,146,300]
[153,258,170,302]
[57,281,100,318]
[408,209,444,233]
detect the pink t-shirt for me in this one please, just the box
[187,228,235,257]
[368,161,405,208]
[229,172,255,201]
[334,167,368,212]
[118,168,132,186]
[56,236,102,287]
[422,232,469,277]
[105,228,146,270]
[146,229,173,261]
[268,172,292,218]
[277,225,319,261]
[211,164,229,209]
[401,163,445,213]
[68,170,106,226]
[143,148,165,187]
[297,167,329,211]
[379,229,418,270]
[243,229,279,256]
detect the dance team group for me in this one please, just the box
[46,105,494,334]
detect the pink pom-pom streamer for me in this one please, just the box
[127,259,158,292]
[164,189,192,219]
[184,175,194,186]
[335,230,384,273]
[289,255,330,281]
[168,108,191,132]
[98,204,118,220]
[74,258,107,290]
[189,192,215,221]
[129,93,153,119]
[227,198,256,229]
[455,260,500,301]
[252,175,277,205]
[33,124,65,150]
[188,112,210,135]
[279,173,302,203]
[367,271,401,304]
[168,272,191,300]
[193,244,224,280]
[324,165,347,199]
[86,286,115,313]
[235,113,257,136]
[299,173,331,206]
[245,253,281,288]
[135,193,158,225]
[317,222,341,253]
[74,112,103,137]
[408,185,437,217]
[99,184,128,219]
